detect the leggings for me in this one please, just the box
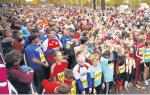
[104,81,113,94]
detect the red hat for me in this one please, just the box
[73,33,80,39]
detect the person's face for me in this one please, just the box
[64,29,69,36]
[5,30,12,37]
[120,49,125,55]
[76,53,85,66]
[48,32,55,38]
[129,34,133,39]
[56,52,63,61]
[129,48,134,54]
[15,58,21,65]
[33,38,39,45]
[92,56,99,66]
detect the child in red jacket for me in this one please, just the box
[42,79,71,94]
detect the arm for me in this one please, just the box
[60,37,66,49]
[9,69,33,84]
[87,68,92,89]
[43,49,55,55]
[135,48,143,59]
[26,48,45,66]
[73,67,84,93]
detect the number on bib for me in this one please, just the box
[119,64,125,73]
[94,72,102,80]
[58,72,64,83]
[109,63,114,69]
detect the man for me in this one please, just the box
[25,34,51,93]
[42,29,62,63]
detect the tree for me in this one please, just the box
[93,0,96,10]
[101,0,105,10]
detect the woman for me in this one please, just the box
[5,49,34,94]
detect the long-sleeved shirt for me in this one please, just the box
[73,63,92,92]
[7,65,33,84]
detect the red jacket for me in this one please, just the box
[42,79,60,94]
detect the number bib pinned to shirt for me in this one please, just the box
[70,81,76,95]
[119,64,125,73]
[81,79,88,88]
[139,48,144,55]
[109,62,114,69]
[94,72,102,80]
[144,54,150,59]
[58,72,64,83]
[130,59,135,66]
[36,47,48,64]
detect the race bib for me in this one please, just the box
[70,81,76,95]
[130,59,135,66]
[139,48,144,55]
[81,79,87,87]
[94,72,102,80]
[109,63,114,69]
[58,72,64,83]
[70,88,76,95]
[144,54,150,59]
[37,47,48,64]
[119,64,125,73]
[66,41,73,49]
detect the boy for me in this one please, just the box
[73,51,92,94]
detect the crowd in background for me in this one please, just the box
[0,6,150,94]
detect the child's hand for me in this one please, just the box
[43,63,49,67]
[89,88,92,93]
[82,90,85,94]
[93,88,96,94]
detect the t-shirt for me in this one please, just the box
[90,63,102,87]
[50,61,68,83]
[25,44,44,69]
[100,57,114,82]
[143,48,150,62]
[42,38,62,62]
[73,63,91,89]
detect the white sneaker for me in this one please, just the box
[144,80,149,86]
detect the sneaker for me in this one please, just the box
[144,80,149,86]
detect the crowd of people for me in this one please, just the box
[0,5,150,94]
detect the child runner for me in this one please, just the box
[89,52,103,94]
[50,51,68,83]
[101,50,114,94]
[42,79,71,94]
[73,51,92,94]
[143,40,150,85]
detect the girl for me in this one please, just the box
[101,50,114,94]
[143,40,150,85]
[135,35,146,88]
[114,46,126,93]
[50,51,68,83]
[89,52,103,94]
[125,47,136,92]
[5,49,34,94]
